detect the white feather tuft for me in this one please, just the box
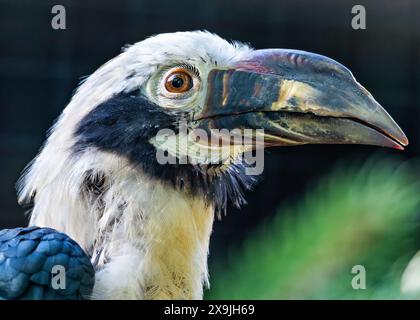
[16,31,251,299]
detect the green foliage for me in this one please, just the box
[206,159,420,299]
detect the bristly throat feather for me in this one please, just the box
[70,92,257,298]
[82,166,215,299]
[74,92,259,215]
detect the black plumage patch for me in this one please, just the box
[81,170,108,199]
[74,92,259,214]
[81,169,109,217]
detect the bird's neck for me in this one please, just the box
[89,172,215,300]
[26,150,215,299]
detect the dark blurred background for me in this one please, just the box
[0,0,419,267]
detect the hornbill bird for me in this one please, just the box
[0,31,408,299]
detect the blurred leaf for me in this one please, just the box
[206,158,420,299]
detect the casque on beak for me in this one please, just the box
[195,49,408,150]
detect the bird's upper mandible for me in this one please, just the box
[5,31,407,300]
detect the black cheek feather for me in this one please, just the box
[74,93,176,154]
[74,92,259,215]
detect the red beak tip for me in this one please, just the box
[394,144,405,151]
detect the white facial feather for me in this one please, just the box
[16,31,252,299]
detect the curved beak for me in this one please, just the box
[196,49,408,150]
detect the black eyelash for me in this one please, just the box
[177,63,201,79]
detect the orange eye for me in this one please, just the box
[164,69,193,93]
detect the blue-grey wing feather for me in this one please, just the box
[0,226,95,300]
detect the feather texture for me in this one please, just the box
[0,226,94,299]
[14,31,252,299]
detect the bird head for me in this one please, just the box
[20,31,408,215]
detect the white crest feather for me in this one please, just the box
[16,31,252,299]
